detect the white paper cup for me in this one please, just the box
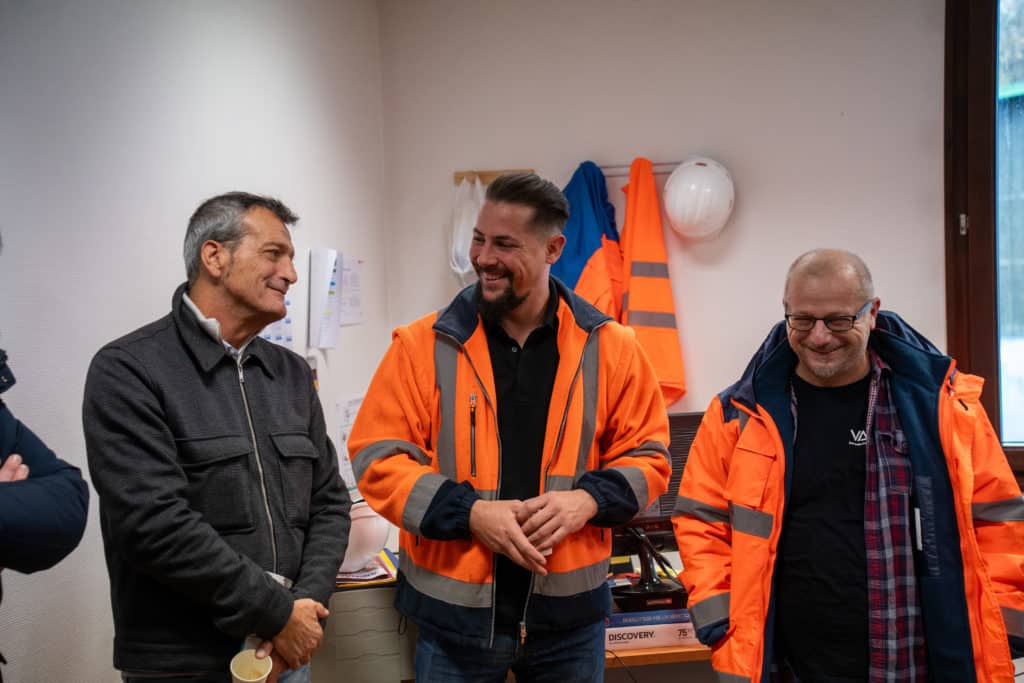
[229,649,272,683]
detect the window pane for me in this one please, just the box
[998,0,1024,444]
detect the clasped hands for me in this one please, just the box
[254,597,329,682]
[468,489,598,575]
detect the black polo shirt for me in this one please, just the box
[482,281,560,631]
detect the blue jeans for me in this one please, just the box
[415,620,605,683]
[278,664,310,683]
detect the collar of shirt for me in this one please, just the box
[182,292,254,360]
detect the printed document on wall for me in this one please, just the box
[260,295,295,350]
[336,397,364,500]
[309,248,341,348]
[338,254,363,326]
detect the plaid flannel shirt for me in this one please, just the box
[777,352,927,682]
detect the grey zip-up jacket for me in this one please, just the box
[83,283,350,675]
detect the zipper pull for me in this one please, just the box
[237,363,245,384]
[469,393,477,477]
[519,621,527,645]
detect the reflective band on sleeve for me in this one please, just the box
[730,502,772,539]
[674,495,730,524]
[689,591,730,631]
[715,672,751,683]
[1001,605,1024,638]
[402,472,447,536]
[613,465,650,509]
[973,497,1024,522]
[353,439,430,481]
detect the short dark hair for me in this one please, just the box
[485,173,569,236]
[183,192,298,285]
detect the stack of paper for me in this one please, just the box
[335,548,398,590]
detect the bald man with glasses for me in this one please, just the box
[673,249,1024,683]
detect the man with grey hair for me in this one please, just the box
[84,193,350,683]
[674,249,1024,682]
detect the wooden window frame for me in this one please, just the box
[945,0,1024,474]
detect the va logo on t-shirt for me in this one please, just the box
[849,429,867,447]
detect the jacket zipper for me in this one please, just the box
[440,321,605,648]
[522,326,603,647]
[237,358,278,571]
[469,393,478,477]
[438,332,501,647]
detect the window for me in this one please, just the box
[947,0,1024,472]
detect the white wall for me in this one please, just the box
[0,1,389,681]
[379,0,946,414]
[0,0,947,680]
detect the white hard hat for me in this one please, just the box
[664,157,735,239]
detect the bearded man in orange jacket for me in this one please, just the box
[674,249,1024,683]
[349,173,671,683]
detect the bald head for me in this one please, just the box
[784,249,874,305]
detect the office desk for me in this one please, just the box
[605,643,711,668]
[315,585,712,682]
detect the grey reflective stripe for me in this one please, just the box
[545,474,574,492]
[476,489,497,500]
[730,503,773,539]
[621,440,670,459]
[575,333,600,480]
[533,558,609,597]
[973,497,1024,522]
[402,472,447,536]
[434,337,459,479]
[401,552,492,608]
[631,261,670,278]
[608,465,649,509]
[352,439,430,481]
[1002,605,1024,638]
[689,591,729,631]
[605,441,669,466]
[627,311,677,328]
[622,291,630,312]
[674,495,730,524]
[716,673,751,683]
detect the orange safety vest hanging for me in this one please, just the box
[620,157,686,405]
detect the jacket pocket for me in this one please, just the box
[272,432,318,526]
[726,443,777,509]
[177,435,254,532]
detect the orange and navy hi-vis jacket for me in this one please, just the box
[620,157,686,406]
[673,311,1024,683]
[349,279,671,646]
[552,161,624,320]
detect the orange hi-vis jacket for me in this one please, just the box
[673,312,1024,682]
[620,157,686,406]
[349,280,671,646]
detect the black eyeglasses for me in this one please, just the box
[785,300,873,332]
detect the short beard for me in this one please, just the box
[474,282,526,325]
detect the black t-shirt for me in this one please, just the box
[482,285,560,631]
[774,373,870,682]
